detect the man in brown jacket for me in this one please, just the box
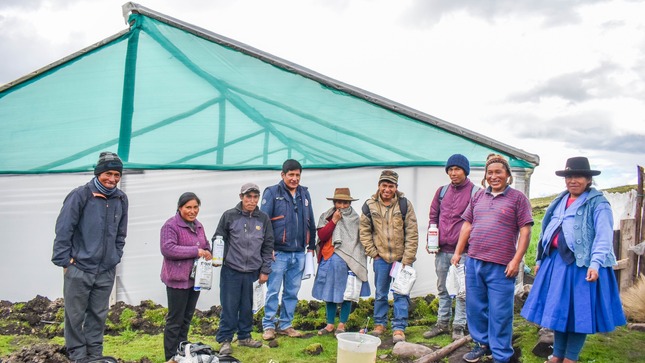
[360,170,418,343]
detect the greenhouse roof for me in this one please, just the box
[0,2,539,174]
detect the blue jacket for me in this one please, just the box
[52,180,128,273]
[261,180,316,252]
[537,188,616,270]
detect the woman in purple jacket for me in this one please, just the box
[160,192,212,363]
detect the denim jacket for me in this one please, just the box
[537,188,616,270]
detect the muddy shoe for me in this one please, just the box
[262,329,276,341]
[423,323,449,338]
[452,325,466,340]
[277,327,303,338]
[238,338,262,348]
[219,341,233,356]
[392,330,406,343]
[369,324,386,337]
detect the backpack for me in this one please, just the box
[361,196,408,232]
[174,341,241,363]
[438,184,480,203]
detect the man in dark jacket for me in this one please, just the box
[52,152,128,363]
[214,182,274,355]
[260,159,316,340]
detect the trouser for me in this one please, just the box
[262,251,305,331]
[217,265,258,342]
[63,265,115,360]
[164,286,200,360]
[553,331,587,361]
[326,301,352,324]
[373,258,409,331]
[435,251,467,327]
[465,258,515,363]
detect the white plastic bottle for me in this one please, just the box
[212,235,225,265]
[427,224,439,252]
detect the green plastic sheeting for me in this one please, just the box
[0,5,538,174]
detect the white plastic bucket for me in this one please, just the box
[336,332,381,363]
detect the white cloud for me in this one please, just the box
[1,0,644,197]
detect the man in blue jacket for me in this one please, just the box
[52,152,128,363]
[260,159,316,340]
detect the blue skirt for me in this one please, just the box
[521,249,626,333]
[312,253,370,303]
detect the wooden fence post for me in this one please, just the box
[618,219,636,291]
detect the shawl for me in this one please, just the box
[317,206,368,282]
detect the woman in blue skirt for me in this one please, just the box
[521,157,626,363]
[312,188,370,336]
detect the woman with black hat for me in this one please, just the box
[521,157,626,363]
[312,187,370,336]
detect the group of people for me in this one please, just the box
[52,151,626,363]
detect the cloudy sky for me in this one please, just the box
[1,0,644,197]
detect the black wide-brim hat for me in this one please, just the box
[555,156,601,177]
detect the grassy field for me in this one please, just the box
[1,186,642,362]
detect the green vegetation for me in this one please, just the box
[2,188,643,362]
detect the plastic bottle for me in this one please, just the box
[212,235,225,265]
[191,258,200,291]
[427,224,439,251]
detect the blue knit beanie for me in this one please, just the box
[445,154,470,176]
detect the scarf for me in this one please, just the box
[317,206,368,282]
[93,177,117,196]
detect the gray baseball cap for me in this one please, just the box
[240,182,260,194]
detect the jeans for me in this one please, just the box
[262,251,305,331]
[435,252,467,327]
[63,265,115,360]
[164,287,200,360]
[217,265,257,343]
[373,258,409,331]
[466,258,515,363]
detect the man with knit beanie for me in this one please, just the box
[423,154,479,341]
[52,151,129,363]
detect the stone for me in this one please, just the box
[392,341,434,358]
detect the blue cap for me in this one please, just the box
[445,154,470,176]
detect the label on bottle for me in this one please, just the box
[212,236,225,265]
[427,225,439,251]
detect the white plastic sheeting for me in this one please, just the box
[1,166,538,310]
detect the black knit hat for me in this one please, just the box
[94,152,123,176]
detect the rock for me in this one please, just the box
[392,341,433,358]
[531,328,554,358]
[628,323,645,332]
[304,343,323,355]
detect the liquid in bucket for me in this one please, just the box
[336,332,380,363]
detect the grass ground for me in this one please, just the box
[1,186,642,362]
[2,322,644,362]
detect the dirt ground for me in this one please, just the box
[0,295,523,363]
